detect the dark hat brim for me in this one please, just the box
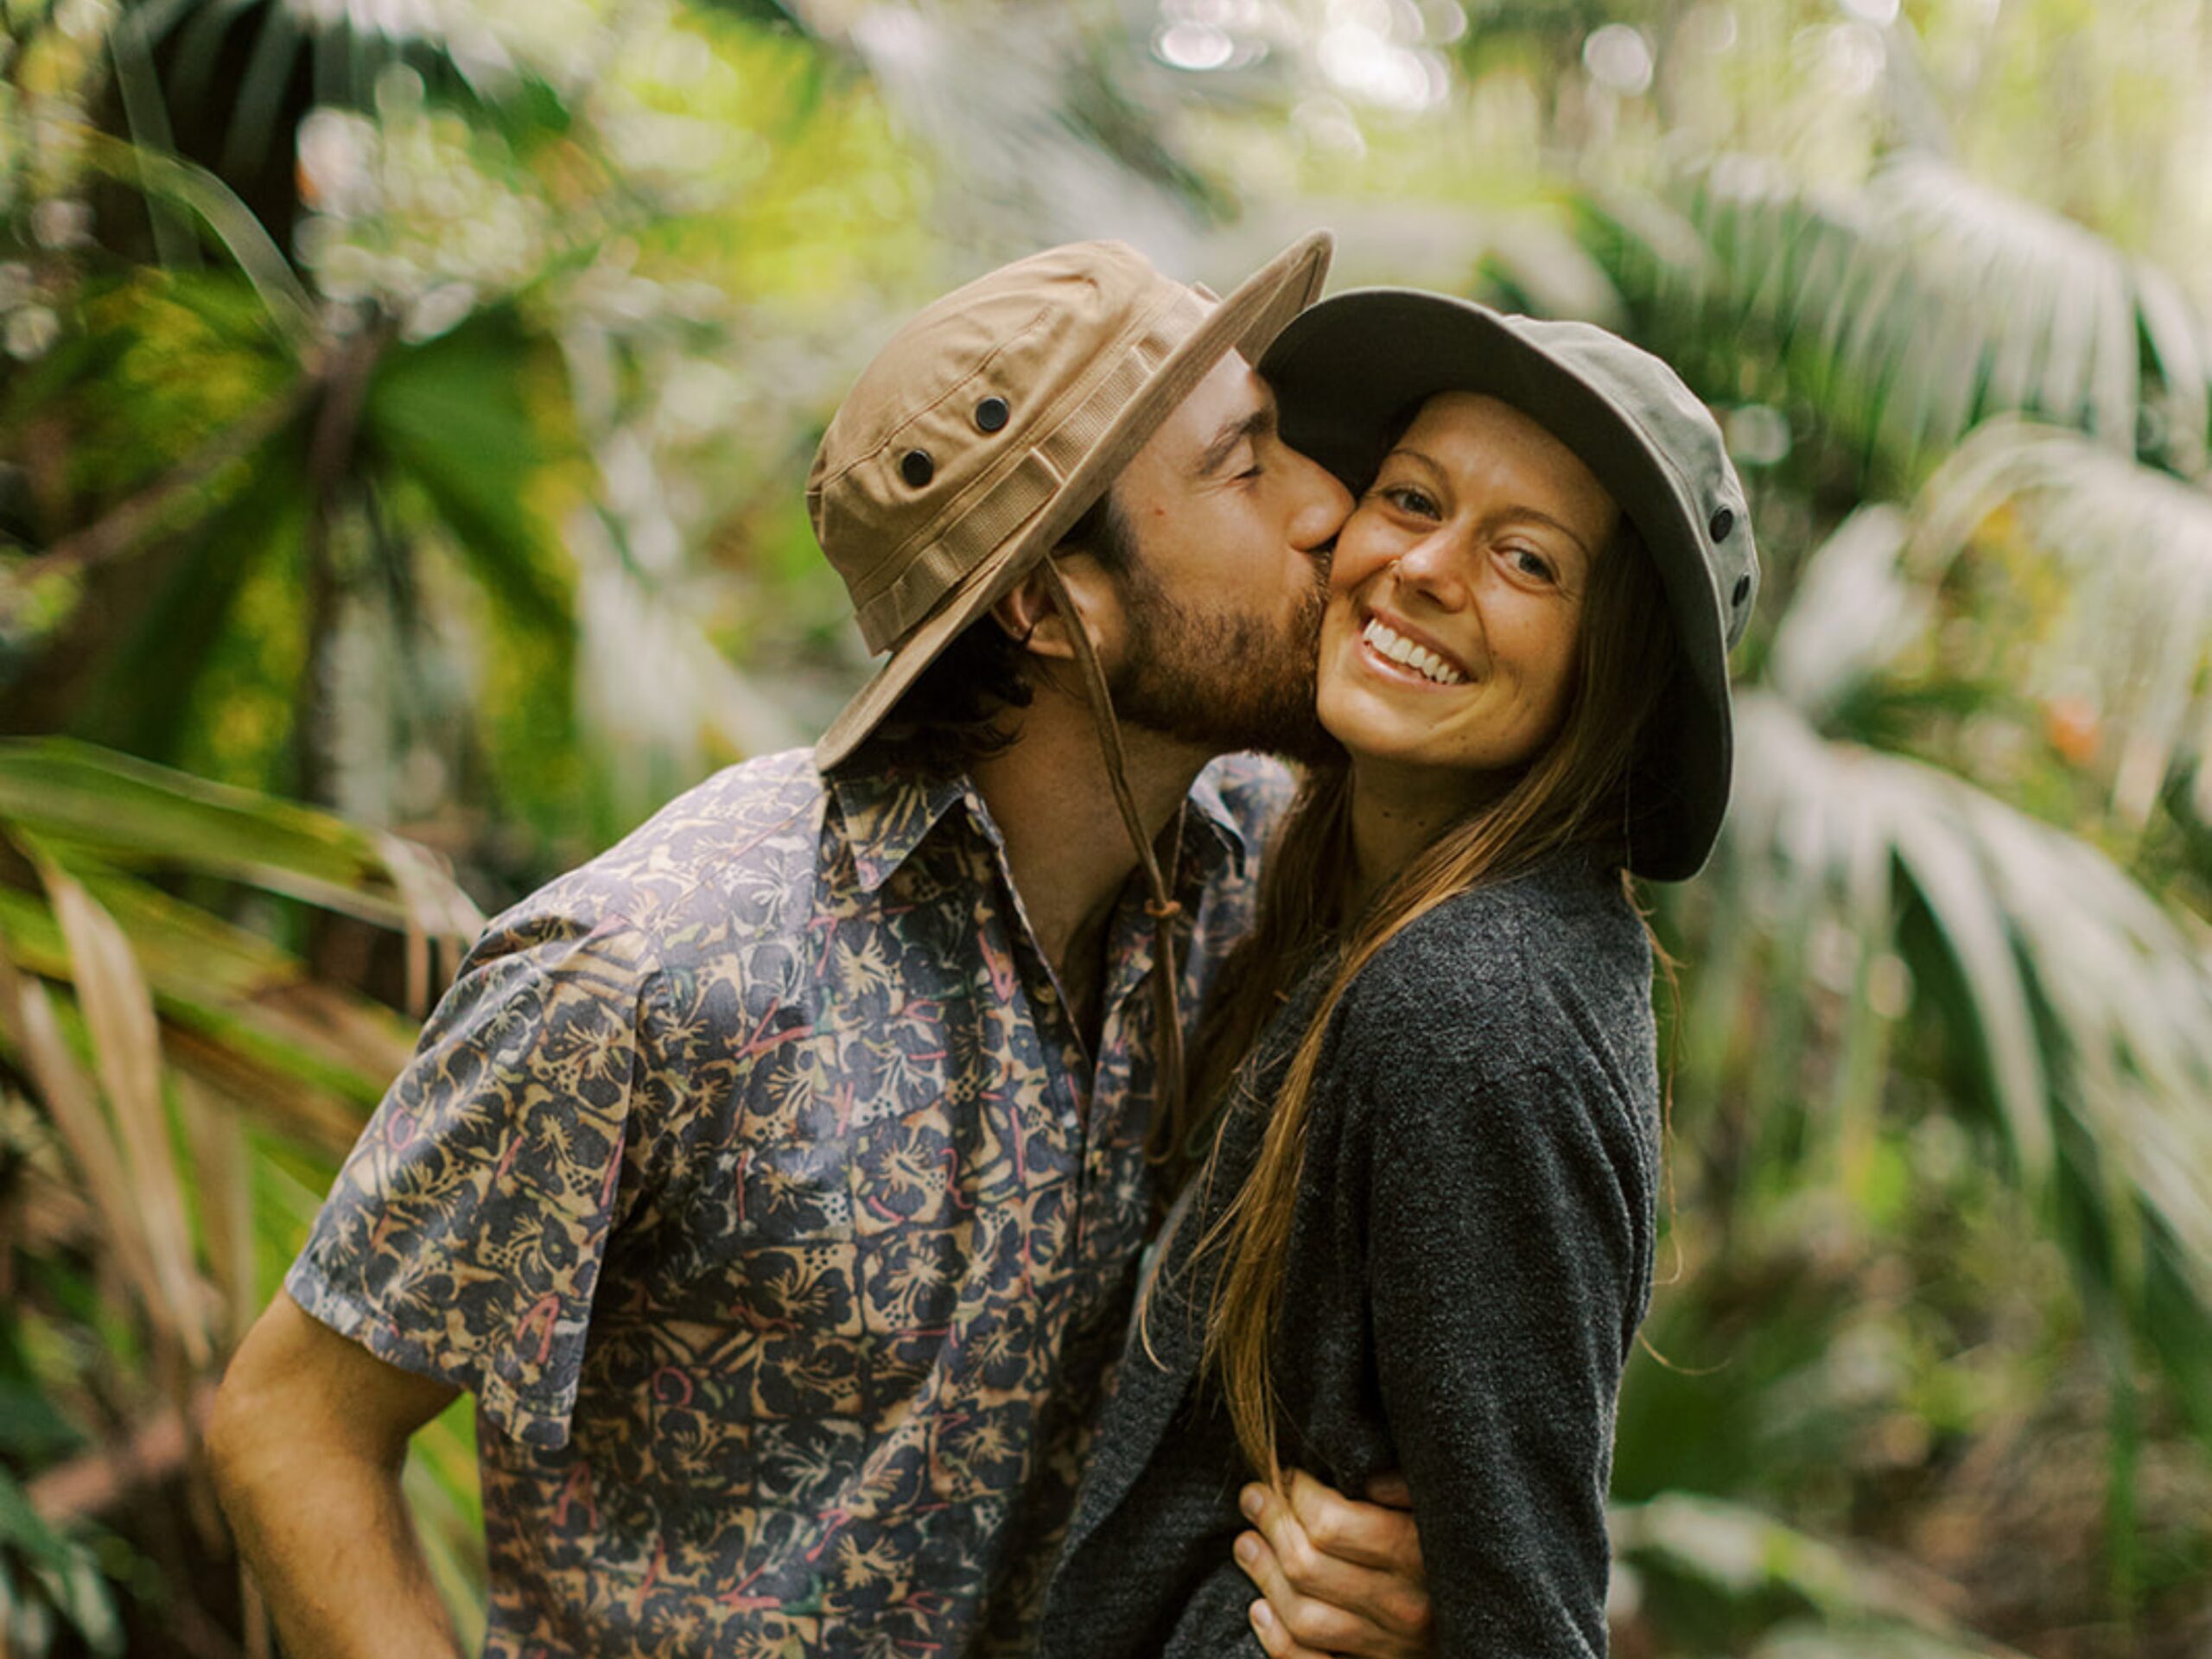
[1261,289,1743,881]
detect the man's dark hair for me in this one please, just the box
[861,487,1137,774]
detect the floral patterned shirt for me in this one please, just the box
[285,746,1290,1657]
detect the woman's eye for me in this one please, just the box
[1379,485,1438,517]
[1506,546,1556,582]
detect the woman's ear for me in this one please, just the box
[991,557,1116,664]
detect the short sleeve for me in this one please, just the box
[284,906,662,1449]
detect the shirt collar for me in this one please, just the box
[1181,762,1262,879]
[826,752,1260,895]
[827,754,982,894]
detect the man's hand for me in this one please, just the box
[1232,1468,1430,1657]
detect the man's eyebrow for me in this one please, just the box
[1193,401,1277,479]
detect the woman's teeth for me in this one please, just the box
[1361,618,1467,686]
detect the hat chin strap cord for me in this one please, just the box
[1037,558,1186,1166]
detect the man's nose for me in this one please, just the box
[1286,450,1354,551]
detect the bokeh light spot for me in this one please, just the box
[1155,22,1237,70]
[1583,23,1655,95]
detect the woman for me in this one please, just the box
[1035,292,1758,1656]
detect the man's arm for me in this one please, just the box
[208,1293,465,1659]
[1235,1470,1432,1658]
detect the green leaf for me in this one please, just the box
[1612,1491,2020,1652]
[69,424,312,777]
[73,129,316,353]
[0,737,479,939]
[363,304,577,641]
[1711,698,2212,1440]
[1596,157,2211,482]
[0,1471,122,1657]
[1904,421,2212,825]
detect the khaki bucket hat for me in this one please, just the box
[810,232,1334,769]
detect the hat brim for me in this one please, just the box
[813,231,1334,772]
[1261,289,1734,881]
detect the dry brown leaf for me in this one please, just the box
[0,950,170,1334]
[177,1073,257,1349]
[37,854,214,1368]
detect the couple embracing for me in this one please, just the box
[208,228,1756,1658]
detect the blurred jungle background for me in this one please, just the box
[3,0,2210,1652]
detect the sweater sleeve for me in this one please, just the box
[1354,1008,1652,1656]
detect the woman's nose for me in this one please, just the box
[1391,526,1473,610]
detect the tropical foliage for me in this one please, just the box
[3,0,2209,1653]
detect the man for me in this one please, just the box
[209,234,1433,1656]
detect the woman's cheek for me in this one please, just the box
[1330,512,1396,592]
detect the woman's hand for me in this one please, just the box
[1233,1469,1432,1657]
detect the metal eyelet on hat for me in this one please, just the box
[900,449,934,487]
[1709,505,1735,543]
[975,396,1009,433]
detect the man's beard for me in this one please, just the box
[1104,555,1341,765]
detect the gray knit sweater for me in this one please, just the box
[1035,851,1661,1657]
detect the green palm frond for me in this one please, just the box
[1902,420,2212,824]
[1584,156,2212,480]
[809,1,1225,257]
[1692,696,2212,1433]
[1765,503,1919,721]
[0,742,483,1645]
[0,1470,123,1659]
[72,129,316,352]
[113,0,553,181]
[0,738,477,938]
[1610,1491,2027,1658]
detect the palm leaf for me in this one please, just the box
[1587,156,2211,480]
[1900,420,2212,824]
[363,304,576,641]
[1611,1491,2025,1657]
[0,741,470,1158]
[72,128,315,353]
[0,737,480,943]
[26,842,215,1368]
[0,957,179,1362]
[0,1469,123,1659]
[111,0,569,219]
[1765,504,1922,721]
[1701,696,2212,1434]
[0,875,416,1147]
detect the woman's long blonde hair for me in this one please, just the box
[1176,510,1678,1487]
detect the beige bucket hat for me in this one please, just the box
[810,231,1334,769]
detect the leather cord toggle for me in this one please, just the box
[1037,558,1188,1165]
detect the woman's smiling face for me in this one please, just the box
[1316,391,1621,784]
